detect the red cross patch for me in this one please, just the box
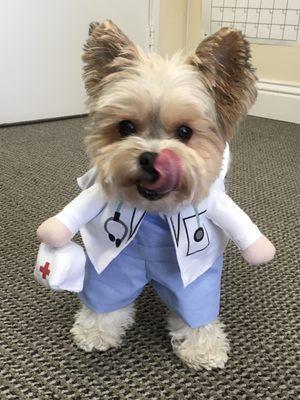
[39,262,51,279]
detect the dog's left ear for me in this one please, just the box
[188,28,257,139]
[82,20,140,102]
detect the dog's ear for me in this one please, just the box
[188,28,257,139]
[83,20,140,101]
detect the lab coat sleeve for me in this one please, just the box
[207,191,262,251]
[55,182,107,235]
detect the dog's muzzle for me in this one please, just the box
[137,149,183,201]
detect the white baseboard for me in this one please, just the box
[249,80,300,124]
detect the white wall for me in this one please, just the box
[0,0,152,124]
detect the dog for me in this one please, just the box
[36,20,275,370]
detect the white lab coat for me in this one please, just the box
[55,145,261,287]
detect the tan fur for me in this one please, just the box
[189,28,257,140]
[82,21,256,213]
[83,20,141,103]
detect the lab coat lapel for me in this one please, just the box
[165,195,226,288]
[80,201,146,274]
[166,199,210,257]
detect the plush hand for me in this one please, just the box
[37,217,73,247]
[241,235,275,265]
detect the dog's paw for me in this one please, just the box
[70,323,121,352]
[70,304,135,353]
[169,317,230,370]
[173,336,229,370]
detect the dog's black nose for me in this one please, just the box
[139,152,158,181]
[139,152,157,171]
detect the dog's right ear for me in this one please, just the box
[83,20,140,101]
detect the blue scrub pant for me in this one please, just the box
[78,213,223,328]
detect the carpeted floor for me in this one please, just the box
[0,116,299,399]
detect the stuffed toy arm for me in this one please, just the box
[37,182,105,247]
[207,191,275,264]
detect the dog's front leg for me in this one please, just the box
[168,314,229,370]
[71,303,135,352]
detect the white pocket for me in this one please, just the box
[183,212,210,256]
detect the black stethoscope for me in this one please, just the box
[104,202,128,248]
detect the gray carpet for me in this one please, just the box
[0,116,299,399]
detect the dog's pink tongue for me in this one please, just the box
[143,149,182,193]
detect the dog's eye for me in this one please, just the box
[118,120,136,137]
[176,125,193,142]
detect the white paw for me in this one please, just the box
[169,317,230,370]
[70,304,135,353]
[71,323,121,352]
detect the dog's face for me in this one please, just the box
[83,21,256,213]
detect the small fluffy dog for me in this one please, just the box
[37,21,275,370]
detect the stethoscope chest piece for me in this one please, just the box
[194,227,204,242]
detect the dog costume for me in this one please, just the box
[35,144,262,327]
